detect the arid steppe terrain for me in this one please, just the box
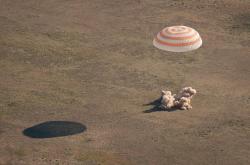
[0,0,250,164]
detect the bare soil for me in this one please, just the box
[0,0,250,165]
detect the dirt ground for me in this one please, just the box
[0,0,250,164]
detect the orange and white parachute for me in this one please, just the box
[153,26,202,52]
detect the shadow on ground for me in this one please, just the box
[143,97,180,113]
[23,121,86,138]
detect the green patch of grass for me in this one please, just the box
[5,147,27,160]
[14,149,26,158]
[0,106,8,119]
[76,151,127,165]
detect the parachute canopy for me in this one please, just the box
[153,26,202,52]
